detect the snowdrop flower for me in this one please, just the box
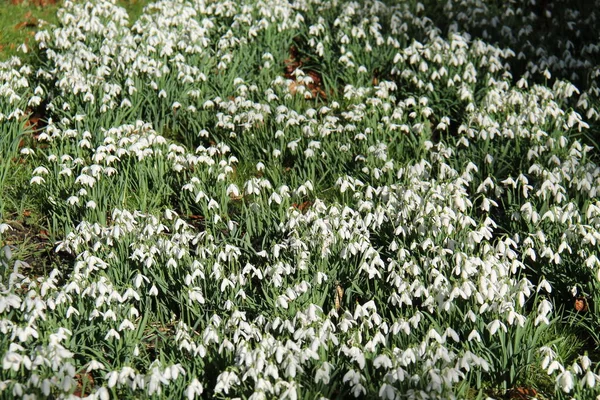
[214,371,240,394]
[86,360,105,373]
[30,176,45,185]
[535,299,553,326]
[185,378,204,399]
[105,329,120,341]
[83,92,94,103]
[118,319,135,331]
[557,370,574,392]
[379,384,396,400]
[32,166,49,175]
[547,360,564,374]
[373,354,393,369]
[66,196,79,206]
[537,278,552,293]
[486,320,507,335]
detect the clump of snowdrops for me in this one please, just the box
[1,0,600,398]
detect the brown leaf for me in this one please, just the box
[288,81,298,95]
[292,201,312,213]
[507,387,537,399]
[334,283,344,311]
[15,12,38,30]
[73,373,95,397]
[575,297,588,312]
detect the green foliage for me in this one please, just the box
[0,0,600,398]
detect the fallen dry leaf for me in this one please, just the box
[506,387,537,399]
[73,372,95,397]
[574,297,588,312]
[334,283,343,311]
[14,12,38,30]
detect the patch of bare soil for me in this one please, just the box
[2,216,57,278]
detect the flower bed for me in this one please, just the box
[1,0,600,398]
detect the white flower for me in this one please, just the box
[118,319,135,331]
[86,360,105,372]
[3,350,22,372]
[269,192,282,205]
[214,371,240,394]
[189,288,205,304]
[486,320,506,335]
[66,196,79,205]
[467,329,481,342]
[315,362,331,384]
[2,245,13,260]
[536,279,552,293]
[547,360,564,374]
[351,384,366,397]
[94,387,109,400]
[105,329,121,341]
[373,354,392,369]
[83,92,94,103]
[535,300,553,326]
[75,174,96,187]
[249,392,267,400]
[276,295,288,309]
[106,371,119,388]
[584,370,597,388]
[557,370,574,392]
[66,306,80,318]
[32,166,49,175]
[30,176,45,185]
[186,378,204,399]
[379,384,396,400]
[581,355,592,371]
[224,184,241,199]
[280,381,298,400]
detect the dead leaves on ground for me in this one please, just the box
[506,387,538,399]
[14,12,39,30]
[284,44,327,100]
[73,373,95,398]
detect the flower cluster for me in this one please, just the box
[1,0,600,398]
